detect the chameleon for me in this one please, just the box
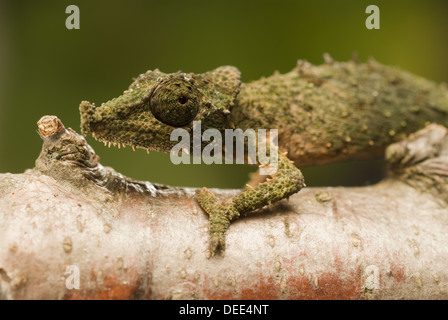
[79,55,448,254]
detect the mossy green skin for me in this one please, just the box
[80,66,241,153]
[233,58,448,166]
[79,57,448,254]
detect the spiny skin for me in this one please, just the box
[79,57,448,254]
[233,58,448,166]
[80,66,240,153]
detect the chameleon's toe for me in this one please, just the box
[209,229,226,255]
[208,208,232,255]
[195,187,218,215]
[195,187,240,255]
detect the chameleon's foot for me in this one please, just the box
[208,210,230,254]
[195,188,240,256]
[195,153,304,256]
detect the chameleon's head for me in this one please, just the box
[80,66,240,153]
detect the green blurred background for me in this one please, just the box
[1,0,447,188]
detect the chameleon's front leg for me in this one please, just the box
[195,152,305,255]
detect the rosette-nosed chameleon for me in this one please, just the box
[79,56,448,255]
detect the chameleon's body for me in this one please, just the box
[79,57,448,254]
[234,58,448,166]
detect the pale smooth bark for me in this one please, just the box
[0,116,447,299]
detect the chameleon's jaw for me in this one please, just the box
[79,100,119,143]
[80,100,144,149]
[79,99,182,153]
[79,100,119,146]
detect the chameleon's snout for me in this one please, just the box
[79,100,96,136]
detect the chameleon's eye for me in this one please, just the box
[150,78,200,127]
[178,96,188,105]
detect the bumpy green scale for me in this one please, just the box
[79,57,448,254]
[233,58,448,166]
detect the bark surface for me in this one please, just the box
[0,116,447,299]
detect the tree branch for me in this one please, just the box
[0,116,447,299]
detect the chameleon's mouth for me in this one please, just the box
[80,100,136,148]
[79,100,125,146]
[79,99,180,153]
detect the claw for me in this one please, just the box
[209,234,225,255]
